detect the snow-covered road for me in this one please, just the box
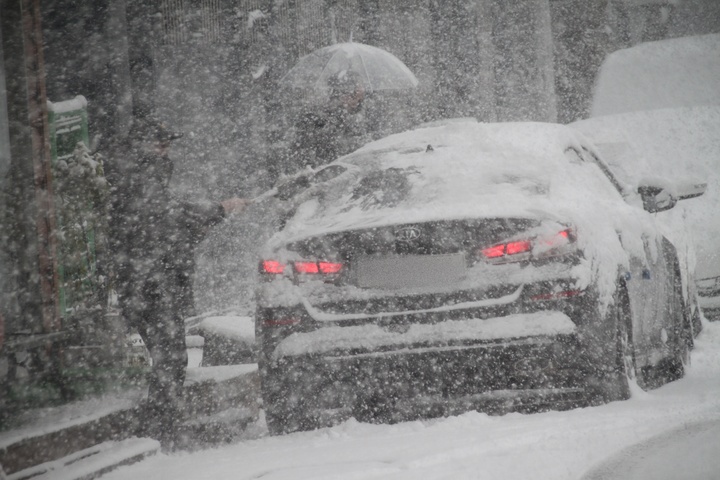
[104,320,720,480]
[580,419,720,480]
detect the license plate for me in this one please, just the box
[355,253,466,289]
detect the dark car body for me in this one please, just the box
[572,107,719,325]
[256,120,693,434]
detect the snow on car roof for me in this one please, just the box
[348,119,581,162]
[277,121,599,240]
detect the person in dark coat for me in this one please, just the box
[107,117,248,445]
[286,70,370,174]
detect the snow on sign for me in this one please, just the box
[48,95,89,161]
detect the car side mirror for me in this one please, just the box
[674,179,707,201]
[638,184,676,213]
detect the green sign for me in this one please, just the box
[47,96,103,318]
[48,96,89,162]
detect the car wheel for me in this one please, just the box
[264,401,316,436]
[262,371,316,435]
[589,285,639,404]
[659,276,690,383]
[617,305,643,390]
[690,302,702,340]
[642,266,689,388]
[264,404,293,436]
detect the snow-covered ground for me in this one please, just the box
[104,319,720,480]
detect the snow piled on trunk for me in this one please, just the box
[267,120,662,308]
[273,311,576,359]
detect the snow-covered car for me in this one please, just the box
[572,107,720,323]
[256,119,696,435]
[581,33,720,323]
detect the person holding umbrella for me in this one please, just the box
[286,69,369,174]
[279,42,419,176]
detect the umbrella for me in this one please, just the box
[281,42,419,92]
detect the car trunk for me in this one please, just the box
[282,218,541,318]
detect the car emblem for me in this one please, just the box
[396,226,421,243]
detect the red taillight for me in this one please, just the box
[482,244,506,258]
[319,261,343,274]
[506,240,532,255]
[295,261,343,274]
[482,240,531,259]
[540,229,572,246]
[481,228,574,263]
[294,261,320,274]
[261,260,286,274]
[262,259,343,275]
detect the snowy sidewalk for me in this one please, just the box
[0,362,259,480]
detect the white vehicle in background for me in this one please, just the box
[590,33,720,117]
[575,33,720,322]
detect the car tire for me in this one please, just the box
[616,298,645,392]
[262,370,316,436]
[264,401,316,436]
[673,260,694,362]
[264,404,292,436]
[690,302,702,339]
[637,263,689,389]
[589,284,640,404]
[658,270,691,383]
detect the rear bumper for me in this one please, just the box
[261,330,594,423]
[257,278,615,424]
